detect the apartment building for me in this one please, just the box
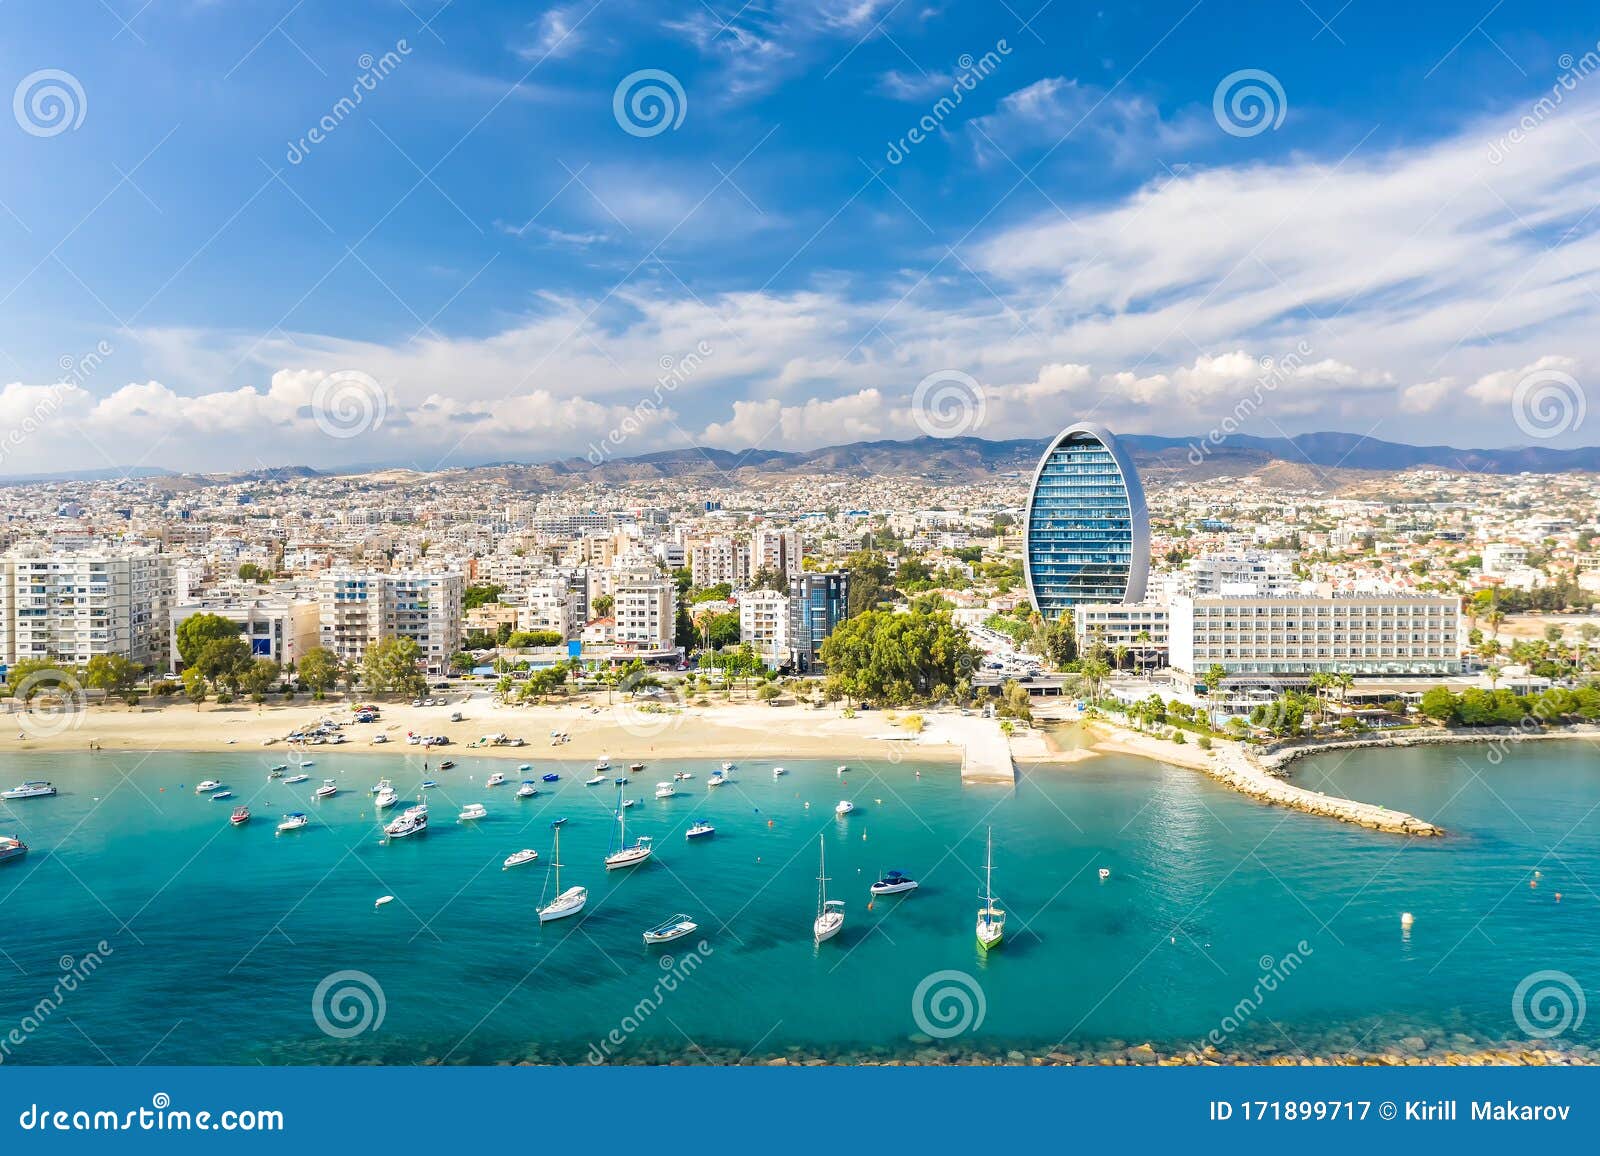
[752,527,802,577]
[316,569,465,674]
[1073,602,1169,656]
[611,571,676,651]
[689,536,750,588]
[1167,592,1461,678]
[516,575,582,640]
[738,588,790,668]
[169,594,319,668]
[0,548,173,670]
[1187,552,1296,596]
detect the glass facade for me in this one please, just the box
[1024,423,1149,622]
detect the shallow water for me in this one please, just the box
[1,740,1595,1064]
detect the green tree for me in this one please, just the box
[591,594,614,618]
[175,613,242,667]
[84,654,141,697]
[240,658,281,702]
[237,562,262,582]
[181,666,209,705]
[196,636,254,694]
[361,638,427,698]
[450,651,476,673]
[843,550,894,616]
[298,647,342,697]
[819,603,980,705]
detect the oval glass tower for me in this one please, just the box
[1023,422,1149,621]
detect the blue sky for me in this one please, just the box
[2,0,1598,473]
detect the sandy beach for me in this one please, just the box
[2,689,966,768]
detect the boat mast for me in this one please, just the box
[551,824,562,893]
[614,777,626,848]
[817,835,828,916]
[983,827,994,918]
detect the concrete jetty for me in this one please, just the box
[960,718,1016,783]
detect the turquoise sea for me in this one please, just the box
[1,739,1596,1064]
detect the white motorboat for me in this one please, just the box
[654,782,676,799]
[375,785,399,809]
[385,804,429,839]
[721,761,736,772]
[195,780,222,794]
[503,848,539,869]
[276,812,309,833]
[834,799,854,816]
[518,763,532,772]
[370,777,393,795]
[458,803,487,821]
[836,765,848,775]
[538,824,587,922]
[706,773,726,787]
[870,870,919,896]
[211,790,234,800]
[594,757,611,772]
[676,770,695,780]
[0,835,30,864]
[268,765,288,777]
[622,798,638,809]
[604,780,653,869]
[977,826,1005,952]
[586,773,607,786]
[2,781,56,800]
[313,779,338,799]
[486,772,506,787]
[516,781,537,798]
[283,773,310,785]
[813,836,844,944]
[642,914,698,945]
[773,766,786,777]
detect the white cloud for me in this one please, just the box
[968,76,1211,167]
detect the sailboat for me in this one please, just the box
[813,835,844,944]
[976,826,1005,951]
[537,822,587,922]
[604,778,653,869]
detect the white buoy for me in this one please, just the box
[1400,911,1414,928]
[1098,868,1111,881]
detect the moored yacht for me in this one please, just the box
[870,870,918,895]
[458,803,487,822]
[813,836,844,944]
[195,780,222,794]
[604,779,653,870]
[370,777,393,795]
[486,772,507,787]
[375,785,399,809]
[230,806,251,827]
[384,803,429,839]
[538,823,587,923]
[685,820,715,840]
[283,773,309,784]
[276,812,309,833]
[976,826,1005,952]
[642,914,698,945]
[0,835,28,864]
[834,799,855,816]
[516,781,537,798]
[654,781,676,799]
[313,779,338,799]
[503,848,539,869]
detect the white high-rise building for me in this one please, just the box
[739,589,790,668]
[752,528,802,578]
[689,536,749,588]
[517,576,580,640]
[611,572,676,651]
[316,569,465,674]
[1187,553,1297,596]
[0,548,173,670]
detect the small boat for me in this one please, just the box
[313,779,338,800]
[458,803,487,822]
[654,782,676,799]
[211,790,234,801]
[685,820,715,840]
[486,772,506,787]
[676,770,695,781]
[870,870,918,896]
[773,767,786,777]
[622,798,638,809]
[195,780,222,794]
[268,765,287,777]
[277,812,309,833]
[594,757,611,772]
[516,781,537,798]
[604,780,653,869]
[375,895,394,908]
[586,773,607,786]
[707,773,726,787]
[299,760,316,768]
[371,778,393,795]
[1,834,30,863]
[551,816,567,826]
[629,762,645,773]
[836,765,848,775]
[504,848,539,869]
[835,800,854,816]
[814,836,844,944]
[375,785,399,809]
[977,827,1005,952]
[722,761,736,772]
[518,764,532,772]
[643,914,698,945]
[538,824,587,922]
[541,772,560,783]
[283,773,309,785]
[385,804,429,839]
[420,780,438,789]
[439,760,456,770]
[1098,867,1111,881]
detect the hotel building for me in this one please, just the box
[1023,422,1149,622]
[789,571,850,673]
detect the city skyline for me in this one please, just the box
[2,2,1599,477]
